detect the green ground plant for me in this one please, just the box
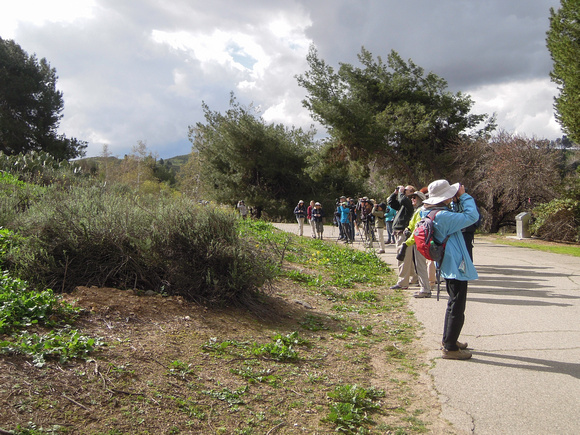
[324,384,386,433]
[0,271,104,368]
[0,327,104,368]
[166,360,195,379]
[0,272,80,334]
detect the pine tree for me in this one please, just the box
[0,37,86,159]
[547,0,580,144]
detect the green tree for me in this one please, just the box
[304,141,368,200]
[153,158,177,186]
[189,95,315,218]
[547,0,580,144]
[0,37,86,159]
[296,46,495,186]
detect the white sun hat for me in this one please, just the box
[422,180,460,204]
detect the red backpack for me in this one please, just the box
[413,209,449,301]
[413,210,449,261]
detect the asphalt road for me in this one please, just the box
[274,222,580,434]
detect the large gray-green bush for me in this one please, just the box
[8,185,276,304]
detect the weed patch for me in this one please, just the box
[0,327,104,367]
[324,384,386,433]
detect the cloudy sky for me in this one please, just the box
[1,0,564,158]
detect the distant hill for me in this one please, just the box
[163,154,190,172]
[77,154,191,174]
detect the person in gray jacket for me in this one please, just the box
[371,202,387,253]
[387,185,416,289]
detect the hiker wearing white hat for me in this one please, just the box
[423,179,479,360]
[294,200,307,236]
[422,179,461,205]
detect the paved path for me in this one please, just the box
[274,223,580,434]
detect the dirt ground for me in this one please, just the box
[0,275,459,434]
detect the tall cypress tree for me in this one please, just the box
[547,0,580,144]
[0,38,86,159]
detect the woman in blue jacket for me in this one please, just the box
[384,204,397,244]
[422,180,479,360]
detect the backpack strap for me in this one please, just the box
[426,209,451,301]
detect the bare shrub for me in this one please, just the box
[449,131,562,232]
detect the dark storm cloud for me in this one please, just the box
[300,0,560,90]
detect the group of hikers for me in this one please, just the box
[293,179,480,360]
[293,200,325,239]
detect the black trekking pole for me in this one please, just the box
[436,268,441,301]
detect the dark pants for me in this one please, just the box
[341,222,352,242]
[442,279,468,351]
[385,221,394,243]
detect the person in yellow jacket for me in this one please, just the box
[404,192,432,298]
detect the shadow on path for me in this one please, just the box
[471,351,580,379]
[464,264,580,306]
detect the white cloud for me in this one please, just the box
[468,78,562,139]
[0,0,96,38]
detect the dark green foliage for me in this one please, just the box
[153,158,177,185]
[304,141,367,202]
[0,272,80,334]
[190,94,316,219]
[547,0,580,143]
[7,185,276,304]
[0,38,86,159]
[297,46,495,186]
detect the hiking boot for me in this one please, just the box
[441,341,468,350]
[390,284,408,290]
[413,291,431,298]
[441,348,472,360]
